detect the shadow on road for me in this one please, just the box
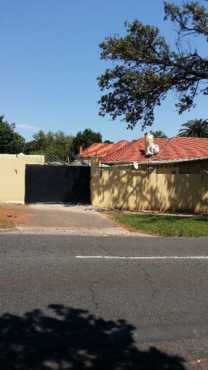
[0,304,186,369]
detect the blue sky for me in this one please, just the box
[0,0,207,142]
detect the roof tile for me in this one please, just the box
[80,137,208,163]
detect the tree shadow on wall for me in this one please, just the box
[94,167,208,214]
[0,304,186,370]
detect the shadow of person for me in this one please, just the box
[0,304,186,369]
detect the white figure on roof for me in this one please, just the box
[145,133,160,156]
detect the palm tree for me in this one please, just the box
[178,119,208,138]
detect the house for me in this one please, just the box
[80,136,208,174]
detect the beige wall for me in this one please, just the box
[0,154,44,203]
[91,162,208,214]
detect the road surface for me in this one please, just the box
[0,233,208,369]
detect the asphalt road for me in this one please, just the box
[0,234,208,369]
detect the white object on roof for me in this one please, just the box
[145,133,160,156]
[146,143,160,156]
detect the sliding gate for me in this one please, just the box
[25,165,91,204]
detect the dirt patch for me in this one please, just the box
[0,206,32,227]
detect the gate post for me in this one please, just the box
[90,159,100,206]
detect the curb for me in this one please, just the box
[0,226,150,237]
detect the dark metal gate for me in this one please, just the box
[25,165,91,204]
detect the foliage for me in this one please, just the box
[24,130,74,161]
[104,139,114,144]
[72,128,102,155]
[112,213,208,237]
[25,128,105,160]
[178,119,208,137]
[0,116,25,154]
[150,130,167,138]
[98,1,208,129]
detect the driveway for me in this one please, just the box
[0,204,133,236]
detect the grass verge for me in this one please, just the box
[111,212,208,237]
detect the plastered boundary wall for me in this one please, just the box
[91,161,208,214]
[0,155,44,203]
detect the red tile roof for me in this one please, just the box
[80,137,208,164]
[80,140,129,159]
[80,143,113,158]
[103,137,208,164]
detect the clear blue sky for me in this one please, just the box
[0,0,207,142]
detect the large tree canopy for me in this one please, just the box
[98,1,208,129]
[0,116,25,153]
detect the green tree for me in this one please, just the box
[150,130,167,138]
[24,140,39,154]
[178,119,208,137]
[104,140,114,144]
[25,130,74,161]
[72,129,102,155]
[98,1,208,129]
[0,116,25,153]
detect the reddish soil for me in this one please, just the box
[0,206,32,226]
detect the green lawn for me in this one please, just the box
[112,212,208,237]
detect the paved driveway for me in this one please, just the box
[0,204,132,236]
